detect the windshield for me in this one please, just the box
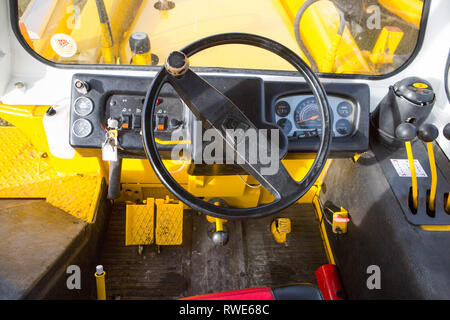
[15,0,426,75]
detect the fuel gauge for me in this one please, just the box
[337,101,353,117]
[335,119,351,136]
[277,118,292,135]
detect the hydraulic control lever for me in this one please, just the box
[444,123,450,213]
[417,124,439,212]
[395,123,418,211]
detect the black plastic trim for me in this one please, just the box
[265,82,370,155]
[8,0,430,81]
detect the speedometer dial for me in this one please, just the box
[294,97,322,137]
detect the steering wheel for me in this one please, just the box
[142,33,332,220]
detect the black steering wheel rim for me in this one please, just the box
[142,33,332,220]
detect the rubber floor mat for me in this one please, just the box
[98,203,327,299]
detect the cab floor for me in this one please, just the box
[98,203,327,300]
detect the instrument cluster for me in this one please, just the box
[273,94,356,139]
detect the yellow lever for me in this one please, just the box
[418,124,439,212]
[443,124,450,213]
[396,123,418,210]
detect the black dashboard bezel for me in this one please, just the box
[69,74,370,158]
[265,81,370,155]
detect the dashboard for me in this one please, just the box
[69,74,369,159]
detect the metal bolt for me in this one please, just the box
[96,265,104,275]
[74,79,89,94]
[14,82,25,89]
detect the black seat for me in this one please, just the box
[272,285,324,300]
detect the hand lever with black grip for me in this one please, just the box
[417,123,439,212]
[395,123,418,210]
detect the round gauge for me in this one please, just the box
[275,101,291,117]
[277,118,292,134]
[72,118,93,138]
[294,97,322,136]
[335,119,351,136]
[74,97,94,116]
[337,101,353,117]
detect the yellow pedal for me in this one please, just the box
[155,197,183,245]
[271,218,291,244]
[125,198,155,246]
[332,207,350,234]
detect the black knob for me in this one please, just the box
[395,123,417,141]
[443,123,450,140]
[165,51,189,76]
[212,231,229,246]
[129,32,151,54]
[393,77,434,105]
[418,123,439,142]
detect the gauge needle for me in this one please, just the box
[297,115,319,124]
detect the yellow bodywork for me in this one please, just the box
[0,112,102,223]
[379,0,424,27]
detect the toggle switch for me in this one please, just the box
[156,116,167,131]
[121,114,131,130]
[132,114,141,130]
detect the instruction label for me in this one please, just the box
[390,159,427,177]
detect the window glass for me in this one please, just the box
[16,0,426,75]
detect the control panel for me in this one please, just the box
[69,74,189,156]
[69,74,369,158]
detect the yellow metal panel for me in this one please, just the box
[0,127,57,198]
[155,198,183,245]
[378,0,423,27]
[46,173,103,223]
[125,198,155,245]
[0,104,102,175]
[370,26,404,65]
